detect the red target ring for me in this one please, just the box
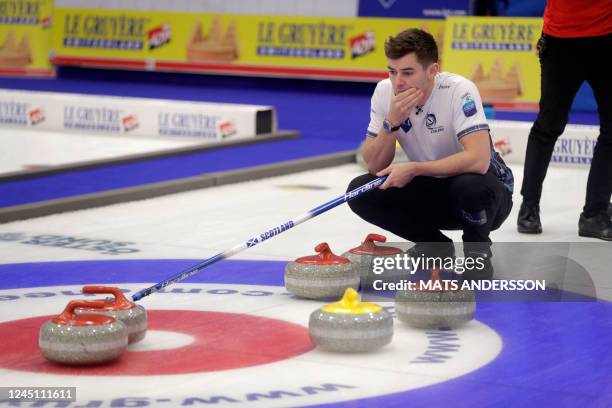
[0,310,315,375]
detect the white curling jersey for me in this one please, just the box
[366,72,513,192]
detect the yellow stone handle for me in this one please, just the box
[321,288,383,314]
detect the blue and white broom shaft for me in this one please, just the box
[131,175,387,301]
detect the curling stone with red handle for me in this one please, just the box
[342,233,403,282]
[77,286,147,344]
[285,243,359,299]
[39,300,128,365]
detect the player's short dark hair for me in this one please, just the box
[384,28,438,67]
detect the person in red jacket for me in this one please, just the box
[517,0,612,240]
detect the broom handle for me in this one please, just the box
[132,176,386,301]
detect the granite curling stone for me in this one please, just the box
[309,288,393,352]
[77,286,147,344]
[342,233,403,282]
[395,269,476,329]
[285,242,359,299]
[39,300,128,365]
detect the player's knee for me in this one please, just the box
[347,174,381,218]
[347,174,376,193]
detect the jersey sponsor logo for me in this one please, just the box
[462,94,477,117]
[400,118,412,132]
[425,113,437,129]
[425,113,445,134]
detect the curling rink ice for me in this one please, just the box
[0,129,204,175]
[1,158,611,406]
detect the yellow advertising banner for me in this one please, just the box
[0,0,54,76]
[50,8,445,81]
[442,16,543,109]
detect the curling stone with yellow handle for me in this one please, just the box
[309,288,393,352]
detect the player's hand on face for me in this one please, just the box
[387,88,423,127]
[376,163,419,189]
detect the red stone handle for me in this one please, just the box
[362,233,387,251]
[82,286,133,309]
[296,242,350,264]
[314,242,334,261]
[53,299,108,325]
[364,233,386,244]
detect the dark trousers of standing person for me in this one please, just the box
[346,170,513,257]
[521,33,612,219]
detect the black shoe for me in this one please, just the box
[517,202,542,233]
[579,212,612,241]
